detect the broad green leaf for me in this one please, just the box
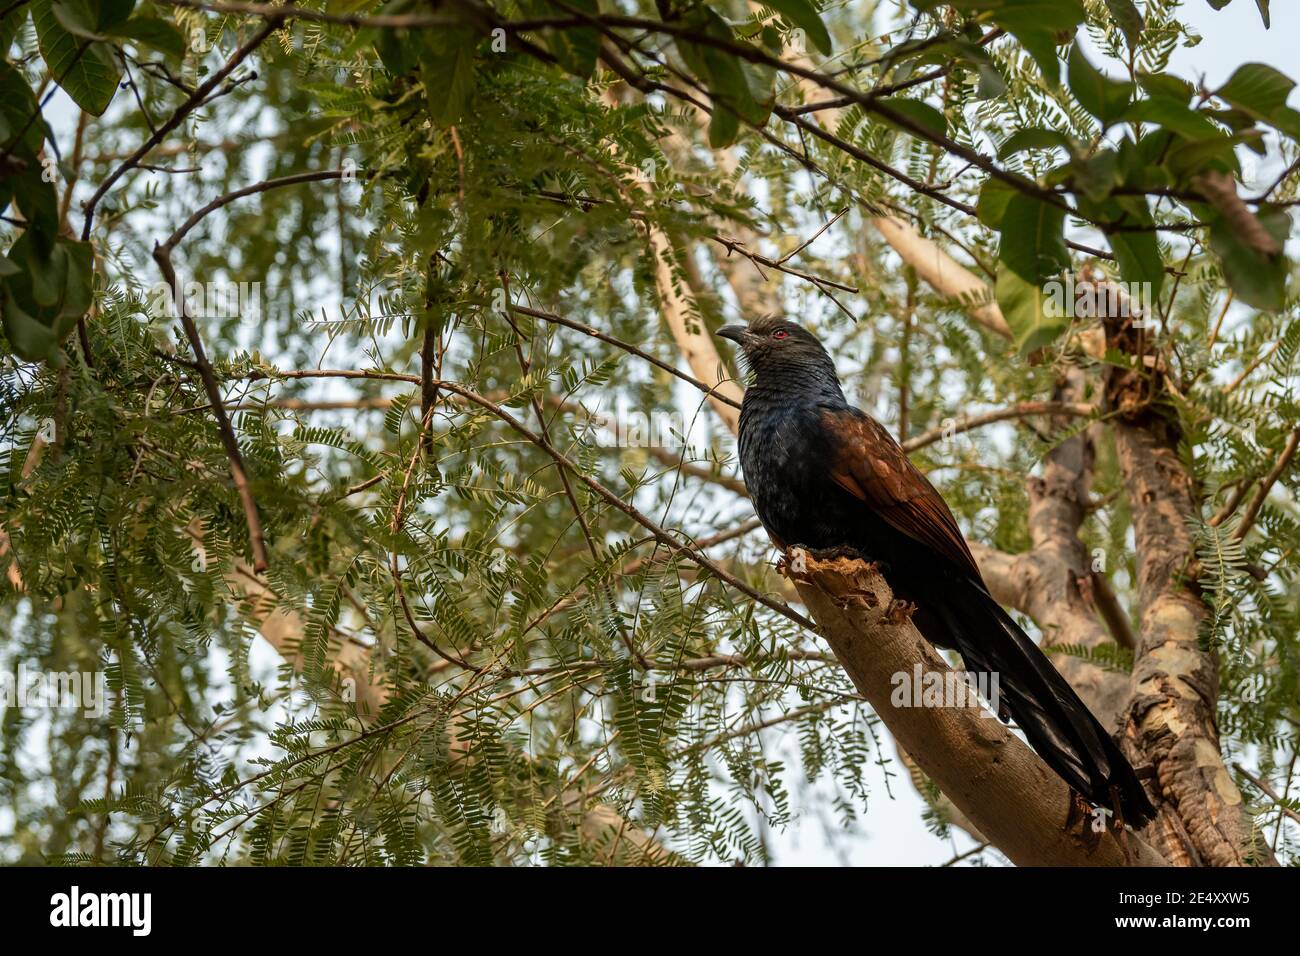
[1137,72,1194,103]
[372,0,419,74]
[996,262,1069,354]
[32,0,123,115]
[1067,45,1134,127]
[1121,96,1221,139]
[1110,230,1164,302]
[876,97,948,141]
[898,36,1008,98]
[998,193,1070,283]
[764,0,832,55]
[421,31,477,126]
[13,166,60,255]
[1217,63,1294,121]
[677,9,768,146]
[51,0,107,40]
[0,233,94,361]
[1,285,60,361]
[1068,149,1121,201]
[1006,27,1063,86]
[105,17,184,59]
[927,0,1085,32]
[0,65,51,158]
[542,0,599,79]
[1104,0,1144,48]
[1165,130,1259,180]
[997,127,1074,159]
[977,177,1014,229]
[996,193,1072,353]
[708,103,741,149]
[1207,204,1291,310]
[98,0,135,29]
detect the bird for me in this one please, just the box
[716,315,1156,827]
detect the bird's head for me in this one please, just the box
[716,317,844,398]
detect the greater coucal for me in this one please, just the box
[717,316,1155,826]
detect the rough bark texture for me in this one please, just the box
[784,551,1167,867]
[1104,305,1273,867]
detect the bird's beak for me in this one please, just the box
[716,324,748,345]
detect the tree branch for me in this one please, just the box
[781,551,1167,867]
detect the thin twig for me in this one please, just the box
[1233,429,1299,542]
[82,18,282,240]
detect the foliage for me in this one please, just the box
[1,0,1297,865]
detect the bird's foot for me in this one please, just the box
[884,598,916,625]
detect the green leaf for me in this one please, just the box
[104,17,184,59]
[1207,204,1291,310]
[876,97,948,141]
[32,0,123,115]
[677,10,771,147]
[939,0,1085,32]
[997,127,1074,160]
[0,65,51,158]
[1121,96,1221,139]
[1214,62,1299,139]
[996,262,1068,355]
[13,165,61,255]
[985,1,1086,85]
[1068,149,1121,201]
[764,0,832,55]
[421,33,476,126]
[1217,62,1294,120]
[544,0,599,78]
[707,103,741,149]
[1,285,60,361]
[51,0,107,40]
[1104,0,1144,48]
[1006,27,1063,87]
[996,193,1072,353]
[1137,72,1194,103]
[1067,44,1134,127]
[97,0,135,29]
[1109,215,1164,302]
[0,233,94,361]
[948,38,1007,98]
[1165,130,1259,180]
[977,177,1014,229]
[372,0,419,74]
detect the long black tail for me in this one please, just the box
[923,578,1155,827]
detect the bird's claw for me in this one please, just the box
[884,598,916,625]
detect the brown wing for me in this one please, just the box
[821,407,981,579]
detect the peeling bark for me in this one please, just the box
[1104,308,1275,867]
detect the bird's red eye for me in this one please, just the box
[772,330,789,340]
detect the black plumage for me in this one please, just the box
[718,316,1155,826]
